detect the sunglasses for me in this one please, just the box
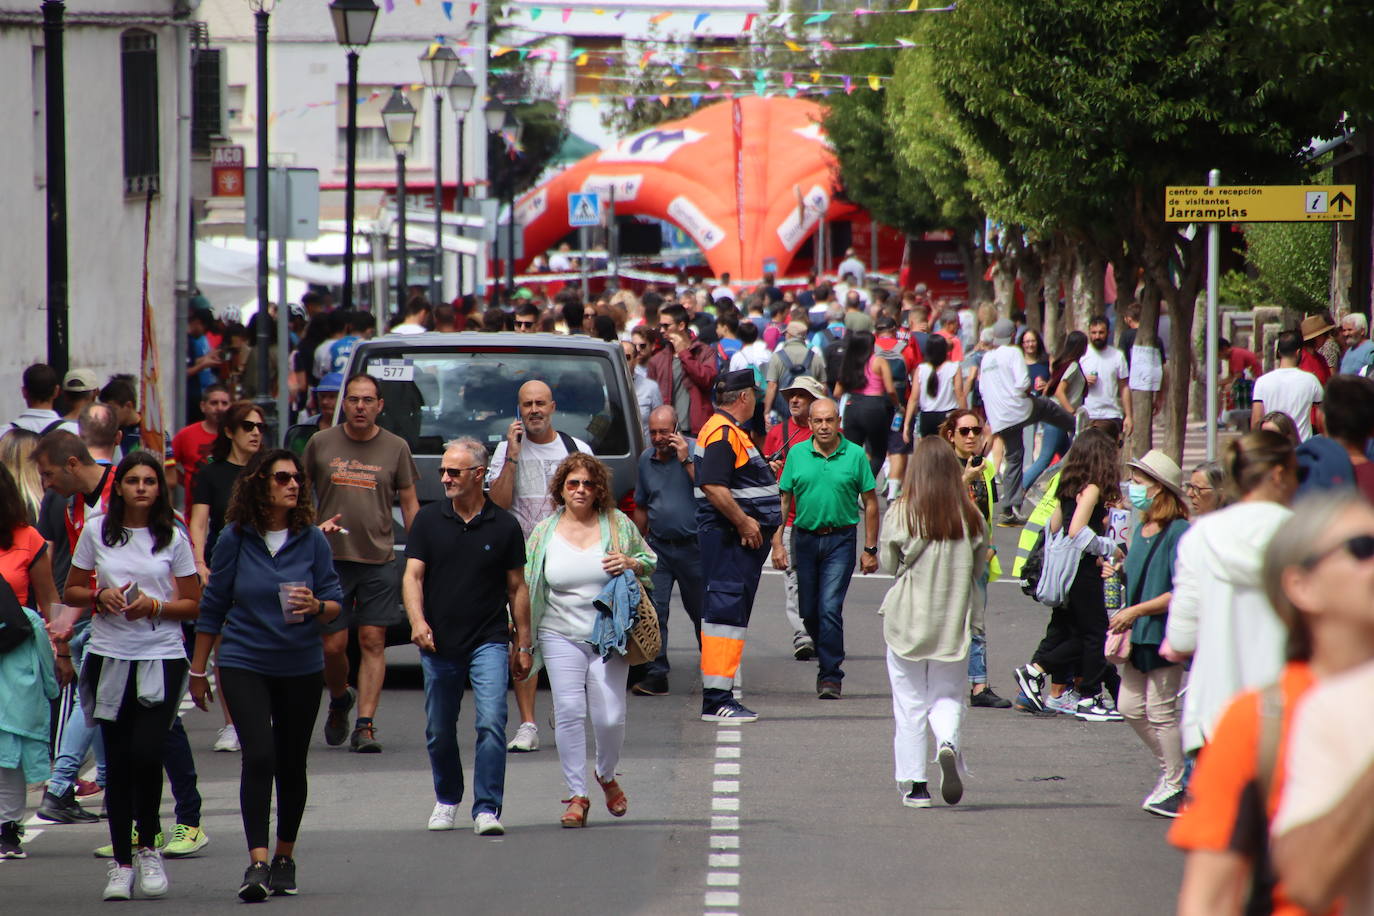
[564,478,596,490]
[269,471,303,486]
[1302,534,1374,569]
[440,466,484,478]
[240,420,266,433]
[956,426,983,436]
[514,320,536,328]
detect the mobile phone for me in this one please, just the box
[970,456,984,468]
[124,583,143,604]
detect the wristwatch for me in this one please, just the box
[516,646,534,655]
[863,546,878,555]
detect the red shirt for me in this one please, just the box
[1227,347,1261,379]
[1299,348,1331,386]
[171,422,218,515]
[764,418,813,527]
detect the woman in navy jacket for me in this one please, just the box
[190,448,342,903]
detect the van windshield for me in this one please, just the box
[354,347,631,457]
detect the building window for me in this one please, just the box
[336,126,423,165]
[335,84,425,167]
[121,29,160,195]
[191,47,224,154]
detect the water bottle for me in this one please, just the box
[891,410,904,433]
[1104,573,1125,612]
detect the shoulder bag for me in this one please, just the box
[608,515,661,666]
[1104,528,1166,665]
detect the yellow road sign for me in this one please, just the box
[1165,185,1355,222]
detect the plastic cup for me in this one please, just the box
[279,582,308,624]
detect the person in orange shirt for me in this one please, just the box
[1170,492,1360,916]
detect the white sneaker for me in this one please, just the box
[427,802,458,831]
[506,721,539,753]
[213,725,240,753]
[103,862,135,900]
[134,846,168,897]
[1142,774,1170,809]
[473,812,505,836]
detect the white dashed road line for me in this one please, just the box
[705,726,743,916]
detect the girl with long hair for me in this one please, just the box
[878,438,989,808]
[190,449,342,901]
[1023,330,1088,490]
[0,429,43,524]
[906,334,966,440]
[1013,427,1124,721]
[64,452,201,901]
[835,330,903,476]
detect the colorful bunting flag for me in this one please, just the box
[785,40,802,52]
[562,8,571,21]
[649,11,671,24]
[741,13,755,32]
[804,12,832,24]
[530,7,541,18]
[441,1,452,19]
[843,75,853,94]
[868,74,880,90]
[693,12,709,29]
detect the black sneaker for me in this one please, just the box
[268,854,297,895]
[1144,789,1185,819]
[701,698,759,723]
[817,681,842,700]
[1012,665,1047,711]
[937,743,963,806]
[238,861,271,902]
[970,686,1013,709]
[349,723,383,753]
[630,674,669,697]
[0,820,25,859]
[36,787,100,824]
[324,686,356,747]
[792,641,816,661]
[902,783,931,809]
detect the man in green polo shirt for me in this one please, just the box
[771,398,878,699]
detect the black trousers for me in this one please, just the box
[1031,557,1109,697]
[843,394,893,475]
[219,667,323,851]
[89,654,187,867]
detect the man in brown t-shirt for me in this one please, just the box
[304,373,419,753]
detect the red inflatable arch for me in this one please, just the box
[513,96,854,280]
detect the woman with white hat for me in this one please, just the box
[1103,449,1191,818]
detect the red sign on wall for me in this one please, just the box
[212,146,245,198]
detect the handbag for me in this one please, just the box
[1105,528,1167,666]
[608,516,661,666]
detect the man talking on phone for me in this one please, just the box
[486,379,591,752]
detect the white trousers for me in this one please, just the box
[886,648,966,784]
[540,631,629,797]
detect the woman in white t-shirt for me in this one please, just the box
[65,452,201,902]
[906,335,966,439]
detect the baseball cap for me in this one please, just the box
[717,369,758,393]
[991,318,1015,345]
[315,372,343,393]
[63,368,99,393]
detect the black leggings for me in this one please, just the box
[89,654,187,867]
[843,394,893,476]
[219,667,323,851]
[1031,557,1110,696]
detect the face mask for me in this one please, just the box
[1127,482,1154,511]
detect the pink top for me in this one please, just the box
[858,358,886,396]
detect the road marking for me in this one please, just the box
[705,721,745,916]
[716,745,741,758]
[710,835,739,849]
[710,853,741,867]
[714,762,740,776]
[713,780,739,793]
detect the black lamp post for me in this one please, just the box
[329,0,379,313]
[447,68,476,298]
[381,86,417,314]
[419,45,458,307]
[483,100,521,303]
[248,0,274,413]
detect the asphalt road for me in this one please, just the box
[4,526,1182,914]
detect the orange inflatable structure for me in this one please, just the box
[513,96,854,280]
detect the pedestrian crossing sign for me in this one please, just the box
[568,192,601,227]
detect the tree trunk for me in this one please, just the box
[955,230,992,303]
[1068,243,1105,333]
[1019,243,1045,333]
[1041,237,1067,350]
[991,257,1017,312]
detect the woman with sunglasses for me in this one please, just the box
[1167,429,1297,758]
[190,449,341,902]
[524,453,655,828]
[189,400,263,753]
[65,452,201,901]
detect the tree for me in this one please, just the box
[486,68,567,195]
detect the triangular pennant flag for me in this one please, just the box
[896,38,916,47]
[383,0,394,11]
[786,88,798,98]
[741,13,755,32]
[804,12,831,24]
[650,11,671,24]
[530,7,541,18]
[753,79,767,95]
[470,2,478,13]
[907,0,920,8]
[843,75,853,94]
[868,74,880,90]
[785,40,801,52]
[771,12,789,27]
[727,67,741,79]
[672,63,683,76]
[659,94,670,105]
[562,8,571,21]
[707,80,721,90]
[783,71,794,88]
[442,0,453,19]
[492,46,510,56]
[690,93,702,107]
[639,50,654,68]
[819,39,835,50]
[625,96,636,109]
[693,12,709,28]
[576,53,588,65]
[810,70,820,82]
[664,77,678,87]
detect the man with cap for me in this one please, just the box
[771,396,878,699]
[284,372,342,456]
[763,320,826,421]
[978,318,1075,525]
[762,376,828,660]
[693,369,783,722]
[59,369,100,427]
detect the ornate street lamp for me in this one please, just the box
[329,0,379,313]
[447,67,477,297]
[381,86,417,313]
[419,45,459,306]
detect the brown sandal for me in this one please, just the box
[598,776,628,817]
[560,796,590,828]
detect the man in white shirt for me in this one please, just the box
[486,379,592,752]
[7,363,73,435]
[836,248,866,290]
[1251,330,1325,440]
[1079,315,1133,441]
[978,319,1075,525]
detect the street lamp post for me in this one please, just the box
[381,86,417,315]
[248,0,274,417]
[447,67,476,300]
[329,0,379,314]
[483,100,521,304]
[419,45,459,307]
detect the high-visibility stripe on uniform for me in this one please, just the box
[693,411,782,527]
[701,631,745,690]
[1012,470,1061,579]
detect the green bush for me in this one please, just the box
[1239,221,1331,314]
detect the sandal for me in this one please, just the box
[560,796,590,828]
[598,776,628,818]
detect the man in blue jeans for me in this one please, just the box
[630,405,702,697]
[771,398,879,699]
[402,437,531,836]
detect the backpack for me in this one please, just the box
[1295,435,1355,497]
[823,337,848,391]
[771,345,816,415]
[1019,527,1047,600]
[715,338,743,375]
[875,338,910,403]
[0,576,33,654]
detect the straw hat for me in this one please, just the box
[1300,314,1336,341]
[1126,449,1187,504]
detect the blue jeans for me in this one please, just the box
[1021,423,1070,492]
[646,536,705,679]
[49,627,106,796]
[421,642,508,818]
[793,527,858,684]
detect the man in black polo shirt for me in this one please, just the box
[402,437,531,837]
